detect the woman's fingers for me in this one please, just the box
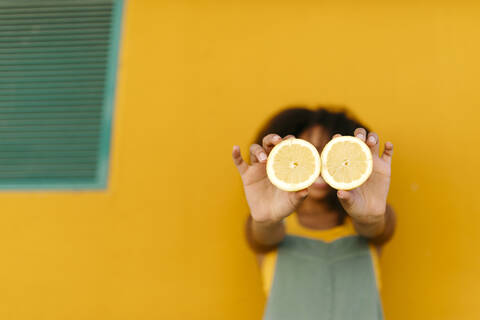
[232,145,248,175]
[337,189,353,202]
[332,133,342,139]
[295,189,309,198]
[355,128,380,156]
[366,132,380,155]
[283,134,295,140]
[381,141,394,163]
[354,128,367,141]
[250,144,268,164]
[337,189,358,211]
[288,188,309,208]
[262,134,283,154]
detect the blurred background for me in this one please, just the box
[0,0,479,319]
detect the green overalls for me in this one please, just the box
[261,214,383,320]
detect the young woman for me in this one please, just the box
[232,107,396,320]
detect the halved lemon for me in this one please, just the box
[266,138,321,191]
[320,136,373,190]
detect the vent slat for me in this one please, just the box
[0,130,99,137]
[0,63,107,71]
[0,171,96,178]
[0,69,105,77]
[0,179,96,185]
[0,118,101,125]
[0,100,102,107]
[0,51,107,60]
[0,1,113,9]
[0,106,101,113]
[0,139,99,145]
[0,143,99,151]
[0,40,110,49]
[0,28,111,38]
[0,57,107,66]
[0,81,105,93]
[0,11,112,20]
[0,81,105,90]
[0,77,105,84]
[0,5,111,15]
[0,150,98,158]
[0,87,103,93]
[0,123,102,129]
[0,34,110,43]
[0,22,111,33]
[0,165,97,174]
[0,94,103,101]
[0,137,99,145]
[0,16,112,27]
[0,112,101,120]
[0,158,96,165]
[0,45,108,54]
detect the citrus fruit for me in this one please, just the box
[266,138,321,191]
[320,136,373,190]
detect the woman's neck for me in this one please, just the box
[296,198,340,230]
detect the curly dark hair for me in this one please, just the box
[253,106,371,224]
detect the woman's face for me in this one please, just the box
[298,125,332,200]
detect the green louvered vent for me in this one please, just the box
[0,0,123,189]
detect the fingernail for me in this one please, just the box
[357,133,365,140]
[299,190,309,197]
[273,135,281,141]
[369,136,376,143]
[259,153,267,161]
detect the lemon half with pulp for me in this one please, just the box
[320,136,372,190]
[266,138,321,191]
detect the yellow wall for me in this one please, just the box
[1,1,479,319]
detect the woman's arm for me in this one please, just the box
[335,128,396,247]
[245,215,286,253]
[351,204,396,246]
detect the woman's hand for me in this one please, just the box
[335,128,394,234]
[232,134,309,224]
